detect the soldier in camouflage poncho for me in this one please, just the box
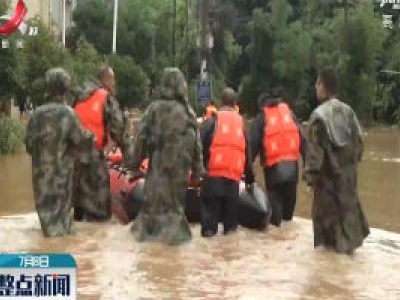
[72,66,133,222]
[25,68,93,237]
[130,68,205,246]
[304,67,370,255]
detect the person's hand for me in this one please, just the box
[192,176,203,189]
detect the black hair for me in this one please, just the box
[220,87,236,107]
[318,66,338,96]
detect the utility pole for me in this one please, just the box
[62,0,66,46]
[172,0,177,66]
[112,0,118,54]
[200,0,210,80]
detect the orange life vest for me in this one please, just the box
[75,88,108,150]
[208,111,246,182]
[263,103,300,167]
[204,104,217,120]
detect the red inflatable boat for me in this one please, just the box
[108,148,271,230]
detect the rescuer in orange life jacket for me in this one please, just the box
[200,87,255,237]
[204,100,217,120]
[250,87,306,227]
[73,65,133,222]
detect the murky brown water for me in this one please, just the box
[0,127,399,299]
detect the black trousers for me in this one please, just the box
[201,194,239,236]
[267,181,297,227]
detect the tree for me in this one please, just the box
[239,0,312,116]
[72,0,113,55]
[338,4,386,120]
[0,0,7,15]
[20,20,69,106]
[108,55,150,108]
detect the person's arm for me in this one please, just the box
[191,124,206,185]
[130,105,153,172]
[68,109,94,151]
[24,114,36,155]
[200,116,216,170]
[291,111,307,166]
[243,128,255,185]
[103,96,133,165]
[249,113,264,163]
[304,119,327,187]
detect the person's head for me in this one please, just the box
[207,100,216,107]
[98,65,116,93]
[220,87,237,107]
[45,67,71,99]
[315,66,338,102]
[160,67,188,104]
[257,86,284,108]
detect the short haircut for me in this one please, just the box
[97,65,112,81]
[220,87,236,107]
[318,66,338,95]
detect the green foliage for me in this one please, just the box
[0,116,25,154]
[0,0,7,15]
[235,0,394,123]
[240,0,312,116]
[1,0,399,125]
[0,38,20,102]
[337,4,387,120]
[73,0,113,55]
[21,19,69,106]
[108,55,150,109]
[73,0,194,77]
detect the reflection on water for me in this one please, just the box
[0,127,399,299]
[0,214,399,299]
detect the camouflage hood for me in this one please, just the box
[159,68,197,122]
[310,98,363,147]
[45,68,71,102]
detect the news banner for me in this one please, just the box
[0,254,76,299]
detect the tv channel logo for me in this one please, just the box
[0,0,38,37]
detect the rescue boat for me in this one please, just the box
[108,148,272,230]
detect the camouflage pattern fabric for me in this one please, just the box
[305,98,370,254]
[25,68,93,237]
[72,80,133,221]
[130,68,205,246]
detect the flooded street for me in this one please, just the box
[0,127,399,299]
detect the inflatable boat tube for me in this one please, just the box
[109,167,271,230]
[109,168,145,224]
[108,148,271,230]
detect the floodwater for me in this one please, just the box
[0,127,399,299]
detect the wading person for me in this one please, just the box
[250,88,305,227]
[73,65,133,222]
[130,68,205,246]
[304,66,370,255]
[200,87,254,237]
[25,68,93,237]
